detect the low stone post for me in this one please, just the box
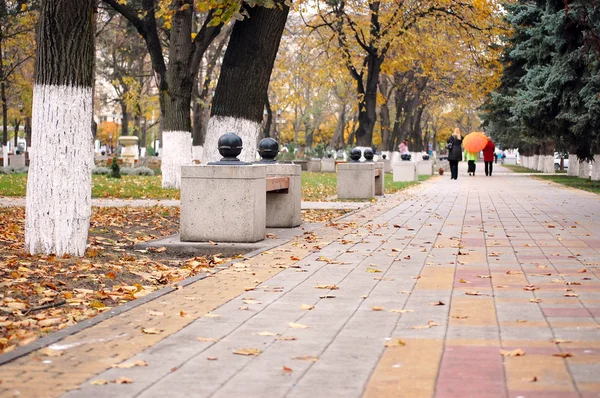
[257,138,302,228]
[337,148,375,199]
[180,133,266,243]
[393,161,417,182]
[321,155,336,172]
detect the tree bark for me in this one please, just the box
[25,0,95,256]
[204,3,290,163]
[330,104,346,150]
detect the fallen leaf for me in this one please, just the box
[478,275,492,278]
[366,268,382,273]
[292,355,318,361]
[113,377,133,384]
[506,270,523,275]
[147,310,166,317]
[465,291,482,296]
[197,337,220,342]
[536,265,548,269]
[528,376,538,382]
[372,306,384,311]
[452,315,468,319]
[289,323,309,329]
[384,339,406,347]
[430,301,445,306]
[207,357,218,361]
[389,309,414,313]
[38,348,64,357]
[578,268,587,273]
[530,298,542,303]
[290,256,300,261]
[300,304,315,311]
[564,292,579,297]
[282,365,293,374]
[256,331,277,336]
[276,336,297,341]
[459,279,469,283]
[180,311,187,317]
[91,379,108,385]
[314,284,339,290]
[141,328,161,335]
[233,348,262,356]
[203,313,222,318]
[242,299,262,305]
[552,339,572,344]
[523,285,539,291]
[113,360,148,369]
[319,294,336,299]
[552,352,574,358]
[500,349,525,357]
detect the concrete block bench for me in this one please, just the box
[180,135,302,243]
[337,148,384,199]
[393,161,417,182]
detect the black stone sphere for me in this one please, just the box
[327,153,332,158]
[218,133,243,160]
[350,148,362,162]
[258,138,279,162]
[364,148,374,161]
[382,154,387,160]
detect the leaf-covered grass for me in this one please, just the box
[0,174,179,199]
[301,172,338,201]
[534,175,600,194]
[502,164,539,173]
[92,175,179,199]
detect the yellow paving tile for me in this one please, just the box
[450,297,497,326]
[414,267,455,290]
[504,355,576,392]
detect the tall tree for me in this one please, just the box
[25,0,95,256]
[203,2,289,163]
[101,0,224,187]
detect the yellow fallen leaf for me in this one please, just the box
[372,306,384,311]
[552,352,573,358]
[233,348,262,356]
[500,349,525,357]
[289,322,309,329]
[366,268,382,273]
[314,284,339,290]
[276,336,297,341]
[91,379,108,385]
[141,328,161,335]
[113,360,148,369]
[197,337,220,342]
[256,331,277,336]
[300,304,315,310]
[38,348,64,357]
[384,339,406,347]
[459,279,469,283]
[530,298,542,303]
[292,355,318,361]
[389,309,414,313]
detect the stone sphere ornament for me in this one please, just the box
[350,148,362,162]
[382,154,387,160]
[364,148,374,161]
[208,133,250,165]
[258,138,279,163]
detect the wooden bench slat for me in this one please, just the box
[266,176,290,192]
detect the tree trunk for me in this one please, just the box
[354,57,381,147]
[24,116,31,148]
[13,119,20,149]
[262,93,273,139]
[330,104,346,150]
[120,101,128,136]
[204,3,290,163]
[25,0,95,256]
[160,6,194,187]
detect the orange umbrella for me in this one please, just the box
[462,132,488,153]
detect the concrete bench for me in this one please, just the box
[180,135,301,243]
[337,148,384,199]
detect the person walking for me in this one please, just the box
[464,149,478,176]
[483,136,495,176]
[447,128,463,180]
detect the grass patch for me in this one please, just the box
[503,164,539,173]
[534,175,600,194]
[0,174,179,199]
[301,172,338,201]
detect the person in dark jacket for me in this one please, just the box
[482,137,495,176]
[447,128,463,180]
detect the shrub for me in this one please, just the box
[119,166,135,175]
[92,167,111,175]
[110,157,121,178]
[0,166,28,174]
[133,166,154,176]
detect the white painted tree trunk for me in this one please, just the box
[567,154,579,176]
[192,145,204,163]
[203,116,261,164]
[25,85,94,256]
[578,158,590,178]
[532,155,539,170]
[522,156,528,168]
[591,155,600,181]
[2,145,8,167]
[542,155,555,173]
[161,130,193,188]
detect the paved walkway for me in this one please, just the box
[1,167,599,398]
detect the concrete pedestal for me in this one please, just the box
[578,159,590,178]
[417,160,433,176]
[393,162,417,182]
[383,159,392,173]
[8,155,25,167]
[265,164,302,228]
[374,162,384,196]
[337,162,375,199]
[567,154,579,176]
[307,160,321,172]
[118,136,139,166]
[180,165,266,243]
[321,158,336,173]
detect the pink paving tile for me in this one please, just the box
[587,308,600,317]
[542,308,592,318]
[509,391,580,398]
[436,346,506,398]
